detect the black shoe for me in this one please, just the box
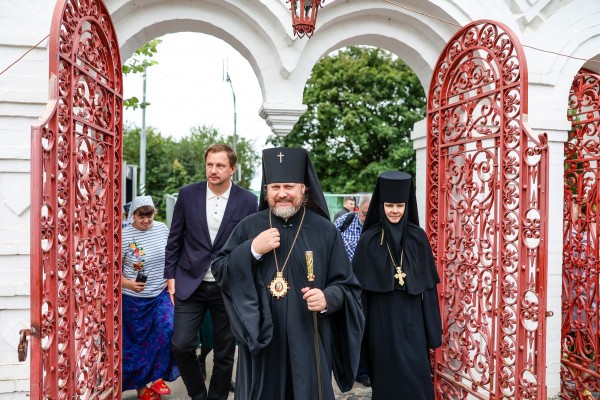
[356,375,371,387]
[229,380,235,392]
[199,361,206,380]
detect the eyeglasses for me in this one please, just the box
[360,211,368,216]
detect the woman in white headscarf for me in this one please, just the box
[121,196,179,400]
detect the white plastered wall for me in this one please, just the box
[0,0,53,398]
[2,0,600,398]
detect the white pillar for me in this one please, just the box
[259,103,308,137]
[411,118,428,227]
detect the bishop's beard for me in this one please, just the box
[272,204,301,219]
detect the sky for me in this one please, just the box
[122,32,273,188]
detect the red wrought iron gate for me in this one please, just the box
[29,0,123,398]
[562,68,600,399]
[426,20,548,399]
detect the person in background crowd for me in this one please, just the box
[122,201,132,229]
[333,193,372,387]
[165,143,257,400]
[197,311,213,381]
[334,194,371,262]
[211,147,364,399]
[121,195,179,400]
[333,195,356,220]
[353,171,442,400]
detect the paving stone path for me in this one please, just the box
[123,350,374,400]
[124,377,373,400]
[335,385,372,399]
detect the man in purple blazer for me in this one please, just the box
[165,144,258,400]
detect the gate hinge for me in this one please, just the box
[18,328,33,362]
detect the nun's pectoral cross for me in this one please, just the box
[394,267,406,286]
[277,152,284,163]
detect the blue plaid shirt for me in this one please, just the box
[333,213,363,261]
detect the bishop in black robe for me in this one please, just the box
[211,147,364,400]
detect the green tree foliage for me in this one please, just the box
[164,159,190,196]
[122,124,176,218]
[122,124,259,219]
[269,46,426,193]
[122,39,162,110]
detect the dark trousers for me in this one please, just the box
[357,363,369,379]
[172,281,235,400]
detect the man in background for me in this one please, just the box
[334,194,371,262]
[165,143,258,400]
[333,194,372,387]
[333,195,356,220]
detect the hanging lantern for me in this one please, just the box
[288,0,325,38]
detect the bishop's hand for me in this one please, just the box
[301,287,327,312]
[252,227,280,255]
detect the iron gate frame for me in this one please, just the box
[561,67,600,399]
[426,20,549,399]
[30,0,123,398]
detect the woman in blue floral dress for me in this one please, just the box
[121,196,179,400]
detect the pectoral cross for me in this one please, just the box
[394,266,406,286]
[277,152,284,163]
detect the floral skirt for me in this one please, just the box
[122,290,180,390]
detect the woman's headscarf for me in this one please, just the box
[126,195,155,222]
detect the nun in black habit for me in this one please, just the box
[352,171,442,400]
[211,147,364,400]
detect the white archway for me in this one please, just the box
[106,0,497,136]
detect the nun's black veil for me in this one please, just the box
[353,171,438,295]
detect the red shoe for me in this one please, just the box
[137,387,161,400]
[149,379,171,395]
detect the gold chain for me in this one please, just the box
[384,228,406,285]
[381,228,404,268]
[385,241,404,270]
[269,206,306,275]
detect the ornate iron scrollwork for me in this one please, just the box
[427,20,548,399]
[30,0,123,398]
[561,68,600,399]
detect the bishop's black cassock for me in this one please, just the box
[212,148,364,400]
